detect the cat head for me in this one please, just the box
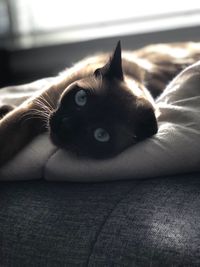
[49,41,158,158]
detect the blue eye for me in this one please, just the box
[75,90,87,106]
[94,128,110,143]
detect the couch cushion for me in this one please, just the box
[0,173,200,265]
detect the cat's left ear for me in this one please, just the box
[95,41,124,81]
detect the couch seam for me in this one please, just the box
[41,147,59,180]
[86,181,141,267]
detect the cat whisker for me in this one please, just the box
[43,92,56,110]
[38,93,56,111]
[19,108,50,124]
[20,111,49,129]
[33,94,55,112]
[34,99,52,113]
[122,128,138,142]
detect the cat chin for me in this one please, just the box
[49,131,112,159]
[49,135,130,160]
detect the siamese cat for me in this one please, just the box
[0,41,200,165]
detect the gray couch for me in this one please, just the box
[0,172,200,266]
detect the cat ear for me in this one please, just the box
[95,41,123,80]
[106,41,123,80]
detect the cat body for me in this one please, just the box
[0,41,200,165]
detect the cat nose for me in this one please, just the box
[61,116,83,134]
[49,114,71,132]
[61,117,70,125]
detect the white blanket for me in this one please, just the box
[0,62,200,182]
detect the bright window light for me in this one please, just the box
[3,0,200,46]
[10,0,200,32]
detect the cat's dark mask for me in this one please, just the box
[49,41,158,159]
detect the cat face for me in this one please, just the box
[49,42,158,158]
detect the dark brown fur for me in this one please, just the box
[0,41,200,165]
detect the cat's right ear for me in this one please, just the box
[94,41,124,81]
[106,40,123,80]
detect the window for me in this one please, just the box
[0,0,200,46]
[0,1,10,35]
